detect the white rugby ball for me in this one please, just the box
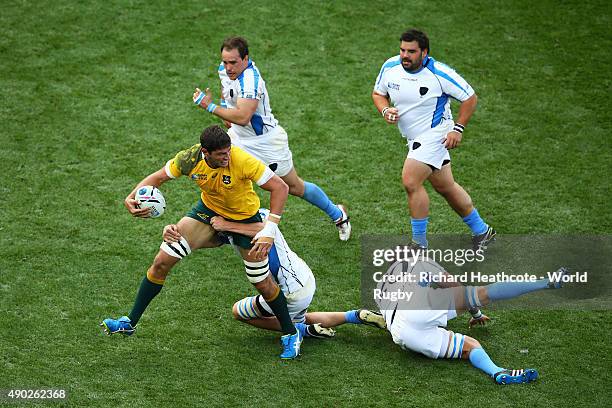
[135,185,166,218]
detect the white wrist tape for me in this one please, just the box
[254,220,278,240]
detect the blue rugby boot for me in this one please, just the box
[494,368,539,385]
[280,329,303,360]
[100,316,135,336]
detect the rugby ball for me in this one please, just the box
[135,186,166,218]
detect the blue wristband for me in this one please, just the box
[207,103,217,113]
[194,92,205,105]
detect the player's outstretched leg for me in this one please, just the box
[459,267,568,311]
[345,309,387,329]
[444,332,538,385]
[302,181,350,241]
[100,252,177,336]
[281,169,351,241]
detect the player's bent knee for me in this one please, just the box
[234,296,264,320]
[461,336,481,359]
[441,331,466,359]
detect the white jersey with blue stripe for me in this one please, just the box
[373,55,474,141]
[219,61,278,139]
[258,209,312,295]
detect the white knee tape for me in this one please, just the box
[244,259,270,283]
[235,296,262,320]
[160,237,192,259]
[444,332,465,359]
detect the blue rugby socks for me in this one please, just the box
[462,208,488,236]
[486,279,550,302]
[302,181,342,222]
[469,347,504,377]
[411,217,429,247]
[344,310,362,324]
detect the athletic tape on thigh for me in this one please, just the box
[444,332,465,359]
[244,259,270,283]
[160,237,192,259]
[465,286,482,309]
[235,296,262,320]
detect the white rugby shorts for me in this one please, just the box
[228,125,294,177]
[385,307,458,359]
[259,269,316,324]
[406,126,452,170]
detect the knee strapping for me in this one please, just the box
[160,237,192,259]
[244,259,270,283]
[465,286,482,309]
[235,296,262,320]
[444,332,466,359]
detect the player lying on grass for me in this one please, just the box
[101,125,305,360]
[379,261,568,384]
[208,208,386,339]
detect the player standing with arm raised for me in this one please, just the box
[101,125,304,360]
[193,36,352,241]
[372,29,495,250]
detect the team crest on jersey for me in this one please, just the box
[222,175,231,184]
[191,174,207,181]
[419,87,429,96]
[388,82,400,90]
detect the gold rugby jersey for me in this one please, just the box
[166,144,266,220]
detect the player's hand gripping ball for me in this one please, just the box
[135,186,166,218]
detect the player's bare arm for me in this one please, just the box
[444,94,478,149]
[125,168,172,218]
[249,175,288,259]
[193,87,258,126]
[372,91,399,124]
[210,216,263,237]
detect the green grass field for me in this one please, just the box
[1,0,611,407]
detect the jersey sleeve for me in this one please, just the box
[431,62,475,102]
[238,68,261,100]
[166,144,201,178]
[373,61,389,96]
[374,56,400,96]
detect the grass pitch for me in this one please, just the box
[1,1,610,407]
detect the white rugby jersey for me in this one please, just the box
[258,209,312,295]
[374,56,474,140]
[219,61,279,139]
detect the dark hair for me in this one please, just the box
[400,29,429,52]
[200,125,231,152]
[221,36,249,59]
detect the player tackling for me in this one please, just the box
[377,260,569,384]
[372,29,495,250]
[205,208,386,339]
[101,125,304,360]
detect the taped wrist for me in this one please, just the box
[453,123,465,134]
[254,220,278,240]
